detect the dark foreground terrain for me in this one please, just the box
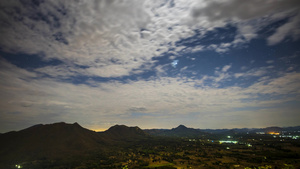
[0,122,299,169]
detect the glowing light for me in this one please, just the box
[219,140,238,144]
[268,132,280,135]
[15,164,21,168]
[171,60,178,68]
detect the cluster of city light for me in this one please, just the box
[219,140,238,144]
[257,131,299,139]
[15,164,22,168]
[256,132,265,134]
[279,135,299,139]
[266,132,300,140]
[268,132,280,135]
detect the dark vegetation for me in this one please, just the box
[0,122,299,169]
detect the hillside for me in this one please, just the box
[0,122,151,168]
[100,124,148,143]
[0,122,105,164]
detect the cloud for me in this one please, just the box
[0,1,300,131]
[190,0,300,46]
[191,0,300,21]
[245,72,300,96]
[0,0,158,77]
[0,0,203,78]
[0,0,299,82]
[234,66,271,78]
[267,13,300,45]
[1,58,300,131]
[128,107,147,113]
[222,65,231,72]
[35,65,80,79]
[1,0,298,80]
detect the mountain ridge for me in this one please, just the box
[2,123,300,134]
[1,122,300,168]
[144,124,207,137]
[100,124,148,141]
[0,122,152,168]
[0,122,105,164]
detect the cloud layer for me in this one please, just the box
[0,0,300,131]
[1,58,299,131]
[1,0,299,78]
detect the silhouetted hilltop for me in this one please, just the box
[172,124,188,130]
[145,125,206,137]
[0,122,154,167]
[0,122,104,164]
[101,125,147,141]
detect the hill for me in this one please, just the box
[100,124,148,143]
[145,125,206,138]
[0,122,105,164]
[0,122,150,168]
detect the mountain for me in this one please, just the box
[202,126,300,134]
[282,126,300,132]
[0,122,105,165]
[145,125,300,138]
[173,124,188,131]
[100,125,148,142]
[0,122,150,167]
[145,125,206,138]
[1,122,300,168]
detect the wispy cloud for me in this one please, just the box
[234,66,272,79]
[267,13,300,45]
[190,0,300,46]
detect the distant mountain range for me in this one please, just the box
[1,122,299,167]
[201,126,300,134]
[144,124,206,137]
[145,124,300,137]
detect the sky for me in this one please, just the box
[0,0,300,132]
